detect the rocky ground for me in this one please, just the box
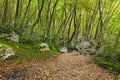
[0,53,119,80]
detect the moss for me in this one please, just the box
[0,40,59,63]
[0,43,9,49]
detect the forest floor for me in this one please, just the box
[0,53,119,80]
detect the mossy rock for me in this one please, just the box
[0,43,15,60]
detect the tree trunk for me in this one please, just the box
[2,0,8,25]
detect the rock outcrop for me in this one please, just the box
[69,37,97,55]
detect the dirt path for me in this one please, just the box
[0,53,119,80]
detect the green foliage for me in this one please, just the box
[46,34,60,49]
[94,43,120,76]
[0,24,13,33]
[0,1,120,77]
[0,40,59,62]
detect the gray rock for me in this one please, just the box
[69,37,85,50]
[76,41,91,52]
[77,36,84,42]
[59,47,67,53]
[9,31,19,42]
[71,50,80,55]
[90,47,96,54]
[69,41,76,49]
[39,43,50,52]
[3,48,15,60]
[69,37,97,55]
[0,44,15,60]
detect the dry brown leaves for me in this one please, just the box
[0,53,119,80]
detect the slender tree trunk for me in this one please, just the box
[33,0,44,26]
[21,0,32,27]
[46,0,51,27]
[14,0,20,27]
[68,15,73,41]
[24,0,31,17]
[2,0,8,25]
[46,0,59,38]
[31,0,44,35]
[69,6,77,42]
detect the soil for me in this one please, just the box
[0,53,119,80]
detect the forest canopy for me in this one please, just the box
[0,0,119,43]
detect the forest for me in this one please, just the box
[0,0,120,80]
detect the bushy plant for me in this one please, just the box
[0,24,13,33]
[45,34,60,49]
[95,43,120,75]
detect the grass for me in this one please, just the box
[0,39,59,63]
[94,54,120,78]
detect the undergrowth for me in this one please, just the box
[0,39,59,63]
[94,44,120,78]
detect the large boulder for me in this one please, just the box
[69,36,85,50]
[59,47,67,53]
[75,40,97,55]
[76,41,91,52]
[0,44,15,60]
[9,31,19,42]
[39,43,50,52]
[68,37,97,55]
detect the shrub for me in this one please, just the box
[95,43,120,75]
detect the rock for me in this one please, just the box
[39,43,49,52]
[68,37,85,50]
[69,42,76,50]
[90,47,96,54]
[81,50,90,55]
[68,37,97,55]
[59,47,67,53]
[9,31,19,42]
[59,38,67,46]
[96,47,104,54]
[77,36,84,42]
[75,40,97,55]
[76,41,91,52]
[3,48,15,60]
[71,50,80,55]
[0,44,15,60]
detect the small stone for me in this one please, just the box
[59,47,67,53]
[9,31,19,42]
[39,43,50,52]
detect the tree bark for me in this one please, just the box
[2,0,8,25]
